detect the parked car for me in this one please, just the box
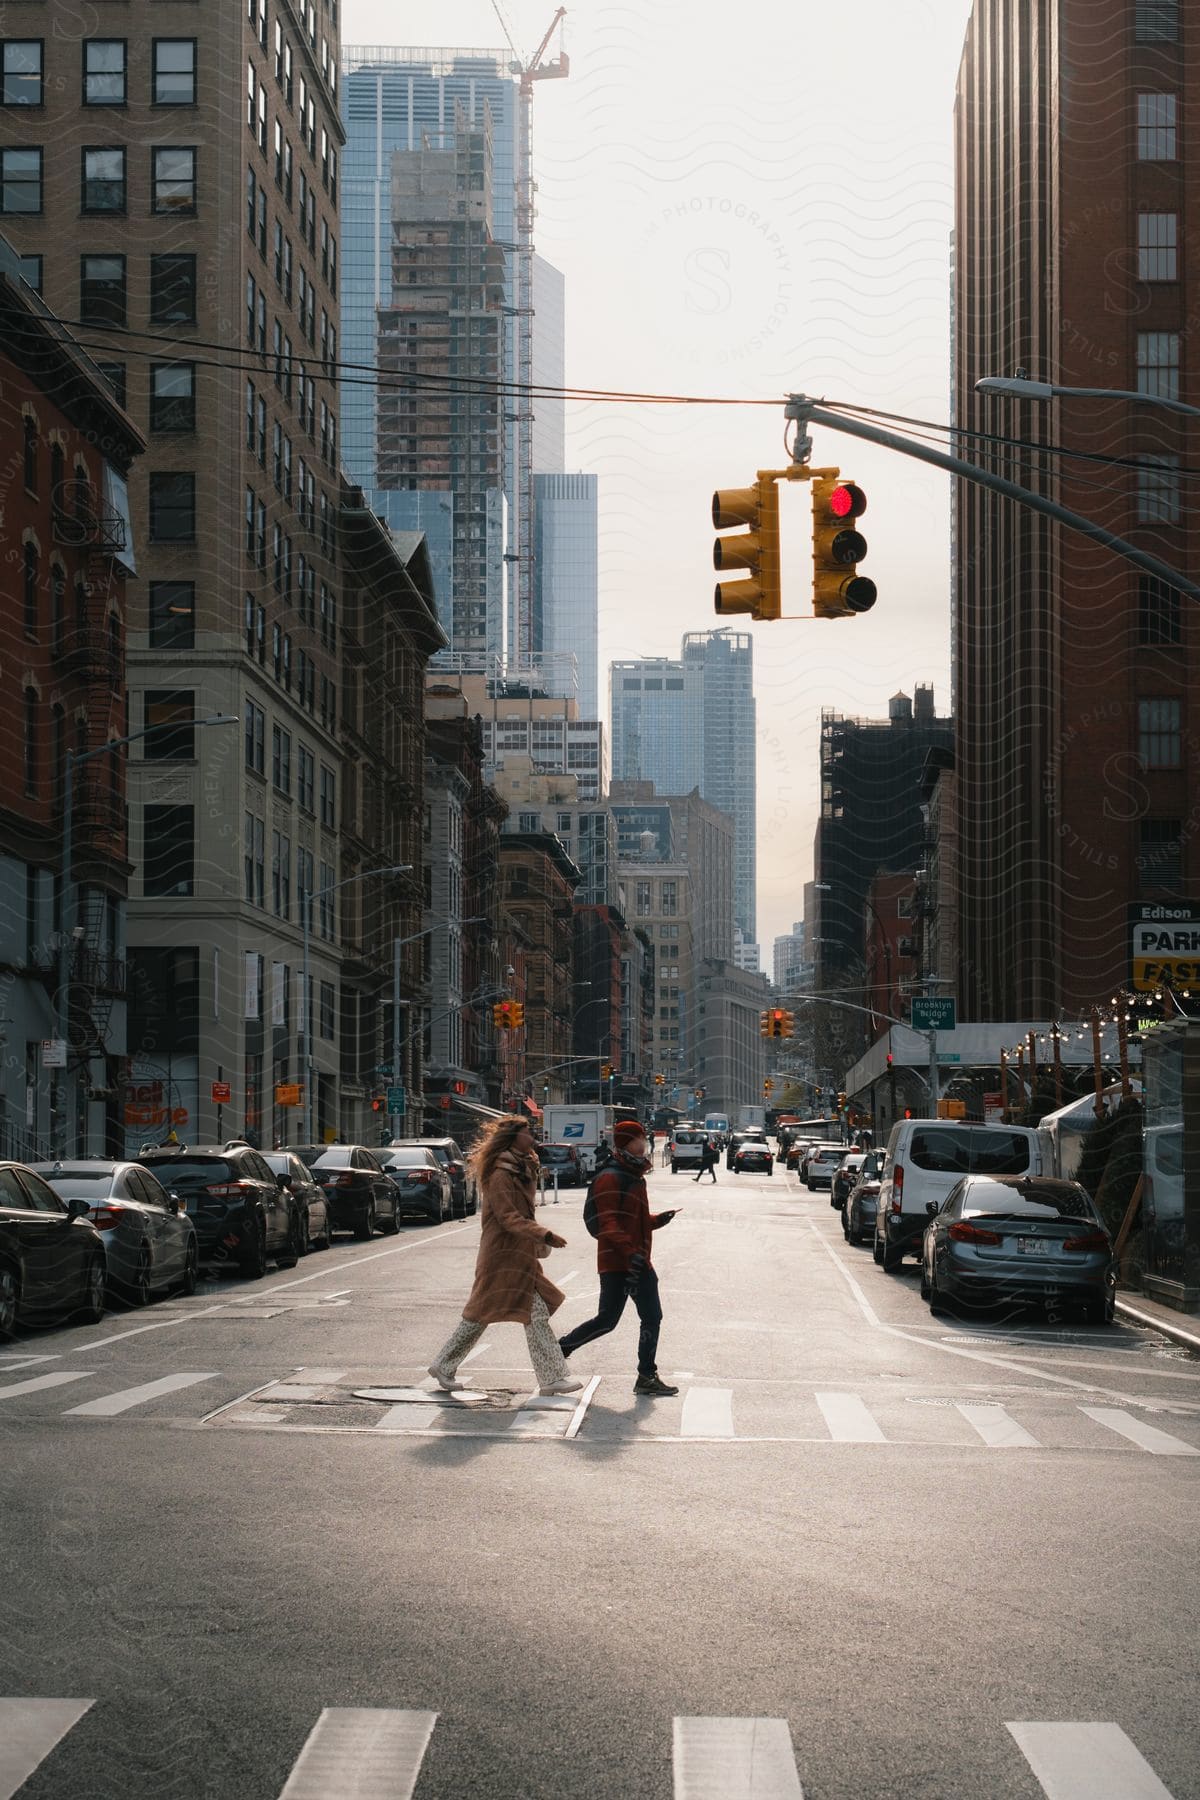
[139,1142,299,1277]
[733,1141,774,1175]
[32,1159,198,1303]
[536,1142,586,1188]
[842,1150,886,1245]
[921,1175,1115,1323]
[390,1137,474,1216]
[873,1119,1044,1272]
[725,1128,767,1170]
[310,1146,403,1237]
[262,1151,333,1251]
[806,1146,849,1191]
[374,1146,451,1224]
[283,1144,326,1170]
[0,1162,107,1338]
[785,1138,814,1171]
[831,1151,869,1211]
[671,1128,708,1172]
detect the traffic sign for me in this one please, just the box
[372,1064,394,1079]
[911,997,956,1031]
[386,1085,406,1113]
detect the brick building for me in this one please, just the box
[956,0,1200,1017]
[0,242,144,1156]
[498,833,580,1107]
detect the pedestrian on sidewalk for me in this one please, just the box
[694,1136,718,1183]
[558,1120,680,1397]
[428,1115,582,1397]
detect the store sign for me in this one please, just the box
[211,1081,231,1103]
[1130,905,1200,992]
[274,1083,302,1107]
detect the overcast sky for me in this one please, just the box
[344,0,977,957]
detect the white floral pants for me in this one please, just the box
[433,1292,567,1387]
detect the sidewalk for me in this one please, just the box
[1115,1289,1200,1354]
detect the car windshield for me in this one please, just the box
[142,1157,232,1185]
[262,1155,294,1176]
[285,1146,324,1167]
[539,1147,573,1161]
[909,1127,1033,1176]
[379,1149,432,1167]
[36,1169,116,1198]
[963,1181,1097,1221]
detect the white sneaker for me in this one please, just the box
[539,1376,584,1396]
[428,1364,464,1391]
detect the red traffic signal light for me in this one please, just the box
[812,474,877,620]
[829,482,866,520]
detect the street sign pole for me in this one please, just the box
[928,1030,938,1110]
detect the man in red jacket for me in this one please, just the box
[558,1119,680,1396]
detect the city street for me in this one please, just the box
[2,1160,1198,1800]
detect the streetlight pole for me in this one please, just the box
[567,996,605,1102]
[55,712,237,1157]
[302,863,411,1144]
[975,374,1200,421]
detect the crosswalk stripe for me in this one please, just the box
[0,1371,93,1401]
[63,1373,219,1417]
[1079,1407,1200,1457]
[1007,1721,1176,1799]
[278,1706,437,1799]
[814,1392,886,1444]
[956,1403,1042,1449]
[681,1387,735,1438]
[672,1716,804,1798]
[0,1698,94,1800]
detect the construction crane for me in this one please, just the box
[488,6,569,663]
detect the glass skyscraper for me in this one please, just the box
[533,474,599,719]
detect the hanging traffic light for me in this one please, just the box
[759,1010,772,1038]
[601,1062,613,1080]
[493,1001,514,1029]
[712,475,781,620]
[511,1002,525,1029]
[655,1073,665,1086]
[782,1010,795,1038]
[811,475,877,620]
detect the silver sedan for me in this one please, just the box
[33,1160,198,1306]
[921,1174,1115,1324]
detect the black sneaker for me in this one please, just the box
[634,1373,679,1397]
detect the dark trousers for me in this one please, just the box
[694,1163,716,1181]
[558,1267,663,1378]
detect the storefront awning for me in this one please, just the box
[522,1099,543,1121]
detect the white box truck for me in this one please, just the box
[541,1104,615,1176]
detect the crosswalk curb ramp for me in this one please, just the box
[0,1703,1183,1799]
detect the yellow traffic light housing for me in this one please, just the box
[601,1062,613,1080]
[759,1010,772,1038]
[511,1002,525,1029]
[811,476,877,620]
[782,1010,795,1038]
[713,476,781,621]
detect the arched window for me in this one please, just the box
[23,541,38,636]
[50,563,65,652]
[23,689,38,798]
[50,443,65,515]
[23,416,37,493]
[51,705,65,810]
[73,460,90,525]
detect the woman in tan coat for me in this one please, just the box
[427,1114,582,1396]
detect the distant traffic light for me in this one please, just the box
[811,475,877,620]
[493,1001,515,1029]
[713,476,781,621]
[759,1010,772,1038]
[601,1062,613,1080]
[511,1002,525,1029]
[655,1073,665,1086]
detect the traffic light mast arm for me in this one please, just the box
[785,394,1200,605]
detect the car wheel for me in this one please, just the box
[381,1195,401,1235]
[0,1263,19,1339]
[297,1210,312,1256]
[880,1240,903,1273]
[240,1215,268,1280]
[276,1208,303,1269]
[179,1239,199,1297]
[353,1203,376,1242]
[670,1162,677,1173]
[321,1207,336,1249]
[122,1245,153,1308]
[872,1232,884,1265]
[76,1257,107,1325]
[928,1263,950,1316]
[919,1258,932,1300]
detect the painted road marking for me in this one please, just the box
[0,1698,94,1800]
[0,1371,93,1401]
[673,1716,804,1799]
[955,1402,1042,1449]
[63,1373,219,1417]
[565,1374,601,1440]
[278,1707,437,1799]
[1007,1721,1175,1799]
[814,1392,886,1444]
[1079,1407,1200,1457]
[680,1387,735,1438]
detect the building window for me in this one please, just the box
[298,747,314,813]
[143,805,194,897]
[1138,819,1182,891]
[3,41,43,106]
[660,880,678,916]
[1136,332,1179,401]
[244,700,265,774]
[143,690,195,761]
[244,812,265,906]
[80,254,125,325]
[23,542,38,636]
[148,472,195,542]
[150,253,196,324]
[1137,93,1177,160]
[1135,2,1179,41]
[319,764,335,828]
[1138,698,1182,768]
[23,688,38,796]
[636,880,652,917]
[149,581,195,649]
[83,40,126,105]
[17,252,41,293]
[153,39,196,106]
[23,416,36,492]
[153,146,196,213]
[1138,575,1181,646]
[271,725,291,794]
[1137,212,1178,281]
[1137,455,1181,524]
[271,831,290,918]
[95,362,126,407]
[149,362,195,432]
[319,981,335,1040]
[1,146,42,212]
[81,145,125,211]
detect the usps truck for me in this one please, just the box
[541,1104,615,1176]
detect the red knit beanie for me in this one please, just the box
[614,1120,644,1150]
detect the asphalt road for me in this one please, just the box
[3,1160,1199,1799]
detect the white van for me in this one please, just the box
[873,1118,1043,1271]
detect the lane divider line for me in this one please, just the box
[0,1698,95,1800]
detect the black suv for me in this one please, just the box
[138,1143,298,1278]
[390,1138,475,1217]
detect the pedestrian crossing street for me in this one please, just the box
[0,1701,1183,1798]
[2,1350,1200,1455]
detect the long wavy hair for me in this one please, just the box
[468,1113,534,1192]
